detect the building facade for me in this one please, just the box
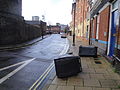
[71,0,90,42]
[71,0,120,70]
[47,25,61,34]
[89,0,120,69]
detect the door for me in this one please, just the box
[109,9,119,56]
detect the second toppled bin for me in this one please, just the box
[79,45,98,57]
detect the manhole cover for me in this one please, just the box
[95,61,102,64]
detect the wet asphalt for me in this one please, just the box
[0,34,69,90]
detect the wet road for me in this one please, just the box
[0,34,69,90]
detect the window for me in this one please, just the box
[96,15,100,39]
[112,0,118,10]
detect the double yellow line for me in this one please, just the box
[29,62,54,90]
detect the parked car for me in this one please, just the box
[61,33,67,38]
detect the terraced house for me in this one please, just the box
[71,0,120,70]
[71,0,90,42]
[89,0,120,68]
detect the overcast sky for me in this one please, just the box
[22,0,73,25]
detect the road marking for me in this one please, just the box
[59,39,69,55]
[34,65,54,90]
[29,37,70,89]
[0,60,28,71]
[29,62,54,90]
[0,58,35,84]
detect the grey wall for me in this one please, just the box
[0,0,22,16]
[0,16,45,45]
[0,0,46,45]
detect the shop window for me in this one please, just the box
[112,0,118,10]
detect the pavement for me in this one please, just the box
[42,36,120,90]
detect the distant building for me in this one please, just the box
[60,24,68,33]
[25,19,47,35]
[32,16,39,21]
[50,25,61,34]
[46,23,70,34]
[47,24,61,34]
[25,20,40,27]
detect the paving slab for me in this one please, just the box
[76,73,90,79]
[48,85,57,90]
[57,86,74,90]
[90,74,105,79]
[75,86,92,90]
[67,77,83,86]
[51,77,67,85]
[93,87,111,90]
[84,79,101,87]
[82,68,96,74]
[100,80,118,88]
[95,69,109,74]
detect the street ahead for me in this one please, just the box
[0,34,69,90]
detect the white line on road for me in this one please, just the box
[0,60,28,71]
[0,58,35,84]
[59,39,69,55]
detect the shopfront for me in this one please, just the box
[109,0,120,62]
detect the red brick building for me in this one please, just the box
[71,0,120,71]
[47,25,60,34]
[71,0,90,42]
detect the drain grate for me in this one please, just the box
[94,58,99,60]
[95,61,102,64]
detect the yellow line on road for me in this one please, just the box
[29,37,69,90]
[29,62,54,90]
[33,65,54,90]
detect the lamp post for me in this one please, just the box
[40,21,44,39]
[73,2,76,46]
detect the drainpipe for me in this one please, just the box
[73,2,76,46]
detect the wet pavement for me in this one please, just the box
[0,34,69,90]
